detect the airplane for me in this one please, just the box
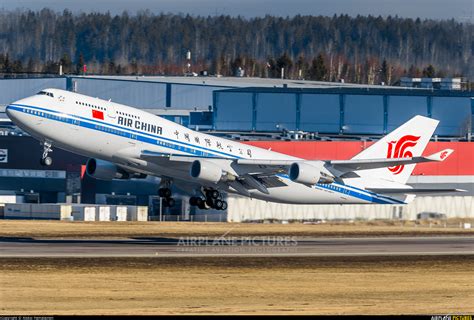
[5,88,462,210]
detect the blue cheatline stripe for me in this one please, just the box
[9,104,405,205]
[10,104,231,159]
[315,183,405,204]
[9,103,242,159]
[330,181,406,204]
[276,174,405,204]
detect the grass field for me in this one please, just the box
[1,220,473,315]
[1,256,473,315]
[0,220,473,238]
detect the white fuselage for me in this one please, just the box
[6,88,406,205]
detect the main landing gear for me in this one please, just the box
[40,141,53,166]
[158,187,175,207]
[189,189,227,211]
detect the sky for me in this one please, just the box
[0,0,472,21]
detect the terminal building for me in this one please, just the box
[0,75,473,221]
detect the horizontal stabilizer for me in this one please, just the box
[329,149,453,172]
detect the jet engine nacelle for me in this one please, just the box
[190,160,233,184]
[288,162,335,185]
[86,158,131,180]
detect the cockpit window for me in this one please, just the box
[37,91,54,98]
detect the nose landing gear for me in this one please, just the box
[40,141,53,166]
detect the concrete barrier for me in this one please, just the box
[72,205,96,221]
[227,195,474,222]
[127,206,148,221]
[110,206,127,221]
[97,206,111,221]
[4,203,72,220]
[1,203,148,222]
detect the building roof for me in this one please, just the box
[216,86,474,97]
[70,75,406,90]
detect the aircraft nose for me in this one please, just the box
[5,104,14,119]
[5,101,23,123]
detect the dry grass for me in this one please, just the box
[0,220,473,238]
[1,256,473,315]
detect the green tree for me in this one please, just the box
[380,59,393,85]
[76,53,85,75]
[26,58,36,73]
[60,54,73,74]
[422,65,436,77]
[2,54,11,73]
[266,58,278,78]
[11,60,23,73]
[295,55,308,79]
[309,54,327,81]
[0,11,469,80]
[276,53,293,79]
[230,56,244,76]
[407,64,421,77]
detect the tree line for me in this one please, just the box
[0,9,472,84]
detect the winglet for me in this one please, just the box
[426,149,454,162]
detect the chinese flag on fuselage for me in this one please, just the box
[92,109,104,120]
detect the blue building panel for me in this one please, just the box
[343,95,384,134]
[214,92,253,131]
[1,77,472,139]
[300,94,340,133]
[214,87,472,137]
[0,78,66,105]
[255,93,297,131]
[72,78,167,108]
[432,97,471,136]
[171,84,222,110]
[387,96,428,131]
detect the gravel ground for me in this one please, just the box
[1,255,473,315]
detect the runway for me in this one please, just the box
[1,236,473,257]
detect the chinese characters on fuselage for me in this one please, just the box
[121,120,253,157]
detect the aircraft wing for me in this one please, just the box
[142,150,292,164]
[139,150,290,195]
[140,150,292,174]
[139,150,200,169]
[236,149,454,180]
[141,148,453,173]
[138,148,456,196]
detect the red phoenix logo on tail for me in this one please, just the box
[386,135,420,175]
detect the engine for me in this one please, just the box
[86,158,132,180]
[190,160,233,184]
[288,162,334,185]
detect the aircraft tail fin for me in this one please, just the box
[351,115,439,185]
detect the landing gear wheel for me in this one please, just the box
[205,198,214,207]
[221,201,228,210]
[196,198,206,210]
[197,203,206,210]
[166,198,175,207]
[158,188,172,198]
[40,141,53,166]
[189,197,198,206]
[214,199,224,210]
[40,156,53,166]
[207,190,220,200]
[158,184,175,207]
